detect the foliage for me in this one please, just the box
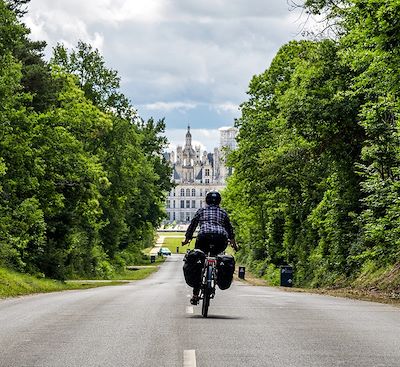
[0,1,172,280]
[225,1,400,287]
[51,41,132,118]
[0,266,127,298]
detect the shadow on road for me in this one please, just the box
[189,314,243,320]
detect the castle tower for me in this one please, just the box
[185,125,192,148]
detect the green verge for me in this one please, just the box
[158,231,186,237]
[162,236,194,253]
[0,263,160,299]
[110,267,158,280]
[234,261,400,306]
[0,267,127,299]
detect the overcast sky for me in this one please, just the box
[24,0,314,151]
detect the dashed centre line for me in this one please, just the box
[183,350,196,367]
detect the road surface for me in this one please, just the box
[1,255,400,366]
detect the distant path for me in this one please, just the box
[149,235,165,256]
[1,255,400,367]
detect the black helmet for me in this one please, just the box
[206,190,221,205]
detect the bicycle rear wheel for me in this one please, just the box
[201,265,212,317]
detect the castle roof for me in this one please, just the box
[173,166,181,180]
[195,168,203,180]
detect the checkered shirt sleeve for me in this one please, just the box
[185,205,235,240]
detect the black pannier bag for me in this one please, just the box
[183,249,206,288]
[216,254,235,290]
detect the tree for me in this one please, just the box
[52,42,132,118]
[5,0,30,17]
[226,38,365,285]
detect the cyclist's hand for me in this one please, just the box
[230,239,239,252]
[181,238,190,246]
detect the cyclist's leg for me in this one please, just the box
[210,233,228,256]
[194,233,209,254]
[191,234,208,305]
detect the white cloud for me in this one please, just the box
[107,0,165,23]
[143,101,197,112]
[23,0,315,130]
[213,103,240,115]
[165,128,227,153]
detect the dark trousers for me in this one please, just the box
[193,233,227,296]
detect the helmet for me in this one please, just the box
[206,190,221,205]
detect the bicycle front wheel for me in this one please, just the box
[201,265,213,317]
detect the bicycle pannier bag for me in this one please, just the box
[183,249,206,288]
[216,254,235,290]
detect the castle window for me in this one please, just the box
[186,188,190,196]
[180,188,185,196]
[192,188,196,196]
[180,200,184,208]
[192,200,196,208]
[205,168,210,176]
[186,200,190,208]
[205,179,209,184]
[166,200,170,208]
[173,200,176,208]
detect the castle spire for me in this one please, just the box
[185,124,192,147]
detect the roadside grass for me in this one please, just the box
[157,231,186,237]
[0,267,127,299]
[142,246,166,265]
[162,236,194,253]
[111,267,158,280]
[0,237,172,299]
[233,261,400,306]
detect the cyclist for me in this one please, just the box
[181,190,237,305]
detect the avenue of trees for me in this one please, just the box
[0,0,173,279]
[225,0,400,286]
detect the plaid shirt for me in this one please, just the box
[185,205,235,240]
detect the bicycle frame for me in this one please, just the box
[199,249,218,317]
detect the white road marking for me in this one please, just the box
[186,306,194,314]
[183,350,196,367]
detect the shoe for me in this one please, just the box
[190,295,199,305]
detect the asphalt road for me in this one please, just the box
[1,255,400,367]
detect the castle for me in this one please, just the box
[164,126,237,223]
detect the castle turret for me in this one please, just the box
[185,125,192,148]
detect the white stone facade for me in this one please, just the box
[163,126,237,223]
[165,183,226,223]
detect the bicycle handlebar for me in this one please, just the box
[181,237,239,252]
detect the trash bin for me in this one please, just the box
[150,255,156,263]
[238,266,245,279]
[280,265,293,287]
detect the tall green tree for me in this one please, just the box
[52,42,132,118]
[1,2,173,279]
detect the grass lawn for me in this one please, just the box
[0,267,127,299]
[111,267,158,280]
[157,231,186,237]
[162,236,195,253]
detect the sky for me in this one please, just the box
[23,0,316,151]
